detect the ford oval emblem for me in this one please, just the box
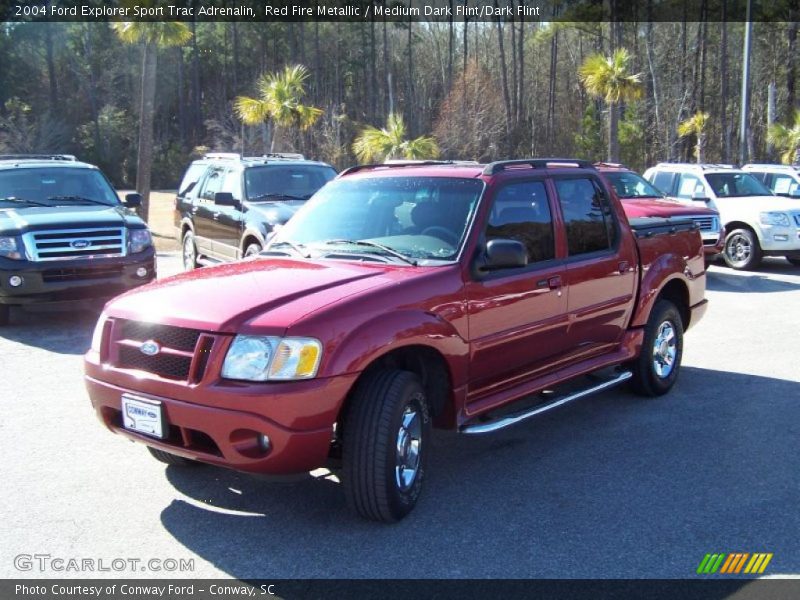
[139,340,161,356]
[71,239,91,249]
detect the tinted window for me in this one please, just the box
[0,167,119,206]
[485,181,554,263]
[274,177,483,262]
[555,178,616,256]
[198,168,225,202]
[178,163,207,197]
[705,172,772,197]
[651,171,675,195]
[604,171,665,198]
[245,165,335,201]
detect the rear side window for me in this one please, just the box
[485,181,555,263]
[651,171,676,195]
[178,163,207,197]
[555,178,617,256]
[198,168,225,202]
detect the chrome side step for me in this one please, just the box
[460,370,633,435]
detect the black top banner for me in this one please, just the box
[1,0,799,23]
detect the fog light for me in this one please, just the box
[135,267,148,278]
[8,275,23,287]
[257,434,271,453]
[773,234,789,242]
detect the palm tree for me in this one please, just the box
[767,110,800,165]
[112,21,192,222]
[234,65,322,153]
[578,48,644,162]
[678,111,711,163]
[352,113,440,162]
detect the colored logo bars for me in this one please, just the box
[697,553,773,575]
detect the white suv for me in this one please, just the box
[742,164,800,199]
[643,163,800,270]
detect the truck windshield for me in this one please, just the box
[0,167,119,206]
[271,176,484,263]
[245,165,336,201]
[705,172,773,197]
[604,171,666,199]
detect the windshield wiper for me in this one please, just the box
[47,195,112,206]
[0,196,51,207]
[321,239,418,266]
[263,240,310,258]
[249,193,309,202]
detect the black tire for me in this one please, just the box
[787,257,800,267]
[182,230,199,271]
[0,304,9,327]
[722,228,762,270]
[342,369,431,523]
[629,300,684,397]
[244,242,262,258]
[147,446,197,467]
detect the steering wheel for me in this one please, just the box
[421,226,458,246]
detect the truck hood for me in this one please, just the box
[104,257,401,332]
[621,197,718,218]
[0,204,144,233]
[247,200,303,225]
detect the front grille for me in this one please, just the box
[25,227,126,261]
[114,319,206,381]
[691,216,719,232]
[118,346,192,380]
[42,266,123,283]
[118,320,201,352]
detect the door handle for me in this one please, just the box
[548,275,562,290]
[212,212,221,220]
[618,261,629,274]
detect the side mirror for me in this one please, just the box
[123,193,142,208]
[481,239,528,271]
[214,192,240,208]
[691,190,710,202]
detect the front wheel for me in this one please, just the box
[723,228,762,270]
[147,447,198,467]
[342,370,431,523]
[629,300,684,397]
[182,230,199,271]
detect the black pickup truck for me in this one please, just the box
[0,155,155,325]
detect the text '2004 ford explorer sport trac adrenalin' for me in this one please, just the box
[85,159,707,522]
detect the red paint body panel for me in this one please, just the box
[85,162,707,475]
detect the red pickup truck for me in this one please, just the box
[85,159,707,522]
[595,162,725,261]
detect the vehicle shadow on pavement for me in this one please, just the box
[0,306,96,354]
[706,270,800,293]
[158,367,800,579]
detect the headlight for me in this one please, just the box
[90,314,107,353]
[129,229,152,253]
[221,335,322,381]
[759,212,790,227]
[0,236,22,259]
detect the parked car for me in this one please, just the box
[0,154,155,326]
[643,163,800,269]
[742,163,800,198]
[85,159,707,522]
[175,153,336,270]
[595,162,723,262]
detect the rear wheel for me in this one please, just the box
[244,242,262,258]
[147,447,198,467]
[0,304,9,326]
[342,370,430,523]
[629,300,684,397]
[182,230,199,271]
[723,228,762,270]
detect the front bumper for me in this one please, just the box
[0,248,155,305]
[84,361,358,474]
[758,225,800,254]
[702,231,725,257]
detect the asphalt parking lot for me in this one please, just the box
[1,254,798,579]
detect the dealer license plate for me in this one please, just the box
[121,394,166,439]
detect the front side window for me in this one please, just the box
[221,168,242,200]
[198,168,225,202]
[245,165,336,201]
[273,176,484,263]
[705,172,773,197]
[0,167,119,206]
[555,177,616,256]
[485,180,555,263]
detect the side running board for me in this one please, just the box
[460,370,633,435]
